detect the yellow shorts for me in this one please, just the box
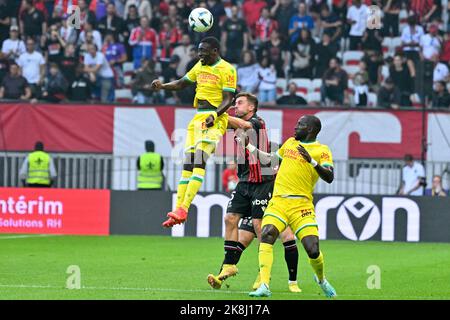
[185,110,228,155]
[262,196,319,240]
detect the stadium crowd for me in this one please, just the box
[0,0,449,108]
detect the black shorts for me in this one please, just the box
[226,181,274,219]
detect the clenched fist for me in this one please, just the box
[151,79,163,90]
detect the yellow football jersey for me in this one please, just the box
[274,137,334,200]
[183,58,237,108]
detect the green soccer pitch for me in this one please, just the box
[1,234,449,300]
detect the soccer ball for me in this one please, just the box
[189,8,214,33]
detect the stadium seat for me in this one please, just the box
[290,78,311,95]
[123,62,134,74]
[381,65,390,82]
[342,65,360,77]
[311,79,322,92]
[343,51,364,66]
[391,37,402,54]
[115,89,133,103]
[276,78,287,96]
[368,92,378,107]
[307,92,321,104]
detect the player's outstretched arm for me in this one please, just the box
[236,135,279,167]
[297,145,334,184]
[227,116,253,130]
[151,78,192,91]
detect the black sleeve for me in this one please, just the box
[160,156,164,171]
[136,157,140,170]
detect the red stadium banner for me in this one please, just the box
[0,188,110,235]
[1,103,449,161]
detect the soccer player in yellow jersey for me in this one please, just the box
[246,115,337,298]
[151,37,236,227]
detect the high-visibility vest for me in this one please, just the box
[138,152,163,189]
[26,151,51,185]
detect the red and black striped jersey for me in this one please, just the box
[236,114,275,184]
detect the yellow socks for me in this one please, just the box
[309,251,324,282]
[176,170,192,208]
[259,243,274,286]
[182,167,205,210]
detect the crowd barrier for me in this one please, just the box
[1,188,449,243]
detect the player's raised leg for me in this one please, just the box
[302,234,336,298]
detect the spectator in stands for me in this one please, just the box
[67,64,92,102]
[362,28,383,53]
[41,62,68,103]
[431,81,450,108]
[19,141,57,188]
[256,56,277,105]
[321,57,348,106]
[222,159,238,193]
[206,0,226,40]
[98,2,126,42]
[440,30,450,62]
[352,61,369,107]
[102,31,127,88]
[174,0,191,24]
[20,0,47,45]
[129,16,158,69]
[377,77,401,109]
[17,38,45,98]
[59,13,77,45]
[0,62,31,101]
[320,4,342,45]
[237,50,260,94]
[78,22,103,53]
[1,26,26,63]
[314,33,338,78]
[158,18,182,63]
[433,54,449,84]
[270,0,295,39]
[124,0,152,20]
[288,2,314,45]
[78,0,97,29]
[410,0,442,24]
[309,0,328,21]
[172,33,194,78]
[84,43,115,103]
[77,30,95,59]
[185,46,198,73]
[161,54,181,104]
[383,0,402,37]
[346,0,368,50]
[262,30,288,78]
[401,15,424,63]
[332,0,348,22]
[389,54,416,106]
[124,4,140,60]
[276,81,307,106]
[420,24,442,61]
[131,58,159,104]
[289,28,316,78]
[398,154,426,196]
[43,23,66,64]
[425,175,448,197]
[242,0,267,30]
[362,50,384,89]
[58,43,78,86]
[221,5,249,64]
[0,0,12,45]
[253,7,278,49]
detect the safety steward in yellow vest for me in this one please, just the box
[137,140,164,190]
[20,141,57,188]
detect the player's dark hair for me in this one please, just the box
[35,141,44,151]
[236,92,258,112]
[200,36,220,51]
[404,154,413,162]
[145,140,155,152]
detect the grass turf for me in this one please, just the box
[0,234,449,300]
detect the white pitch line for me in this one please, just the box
[0,234,58,240]
[0,284,446,300]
